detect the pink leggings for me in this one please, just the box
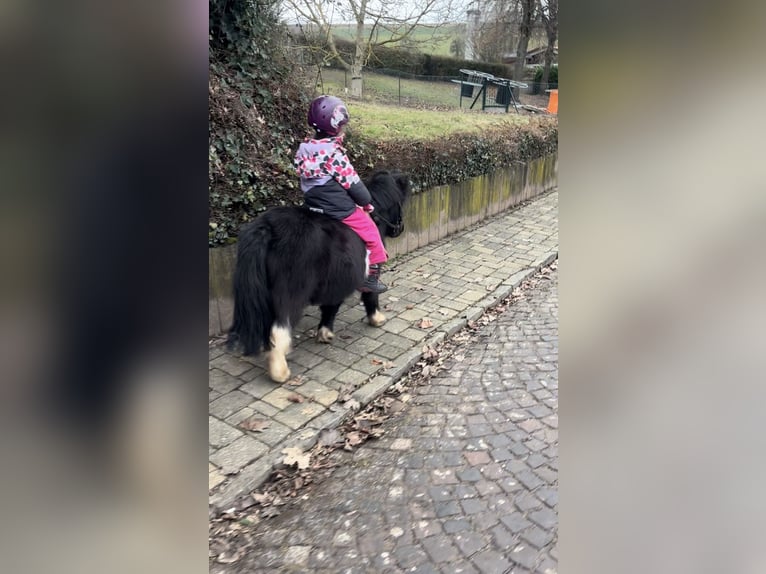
[342,207,388,265]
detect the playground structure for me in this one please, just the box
[452,69,529,113]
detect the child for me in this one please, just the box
[294,95,389,293]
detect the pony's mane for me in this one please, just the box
[366,170,411,211]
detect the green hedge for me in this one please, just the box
[345,118,558,193]
[530,65,558,94]
[208,114,558,246]
[327,37,513,79]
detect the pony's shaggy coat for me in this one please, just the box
[227,170,410,381]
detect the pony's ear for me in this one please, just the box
[395,173,412,199]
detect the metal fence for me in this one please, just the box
[313,65,556,111]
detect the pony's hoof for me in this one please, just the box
[269,365,291,383]
[368,310,386,327]
[316,326,335,343]
[268,355,291,383]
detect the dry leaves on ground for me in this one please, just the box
[239,417,270,432]
[282,447,311,469]
[343,398,361,410]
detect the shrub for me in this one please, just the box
[344,117,558,193]
[531,65,558,94]
[209,0,310,246]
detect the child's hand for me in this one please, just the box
[363,204,374,213]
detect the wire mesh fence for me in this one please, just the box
[309,65,556,111]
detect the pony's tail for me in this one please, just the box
[227,221,274,356]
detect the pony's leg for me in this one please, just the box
[362,292,386,326]
[317,303,342,343]
[267,323,292,383]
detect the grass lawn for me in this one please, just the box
[309,68,547,141]
[346,101,530,140]
[317,68,463,109]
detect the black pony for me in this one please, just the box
[227,170,411,382]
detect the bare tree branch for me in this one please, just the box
[284,0,461,95]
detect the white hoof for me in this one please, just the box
[267,353,291,383]
[316,326,335,343]
[368,310,386,327]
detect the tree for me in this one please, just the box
[468,0,517,63]
[539,0,558,92]
[284,0,458,97]
[511,0,537,97]
[464,0,546,64]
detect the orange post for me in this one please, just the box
[546,89,558,114]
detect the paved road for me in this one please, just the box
[212,268,558,574]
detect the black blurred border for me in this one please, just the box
[562,1,766,573]
[0,1,209,572]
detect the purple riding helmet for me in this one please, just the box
[307,95,349,136]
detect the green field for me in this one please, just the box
[346,101,530,140]
[314,67,542,115]
[316,67,463,108]
[329,23,462,57]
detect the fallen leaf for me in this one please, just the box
[344,398,361,410]
[340,334,353,340]
[405,304,414,310]
[252,492,270,504]
[371,358,384,365]
[239,417,270,432]
[285,375,304,386]
[392,381,407,393]
[422,345,439,360]
[388,296,400,302]
[438,308,450,315]
[388,400,405,413]
[346,431,363,446]
[282,447,311,469]
[418,318,433,329]
[287,393,304,403]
